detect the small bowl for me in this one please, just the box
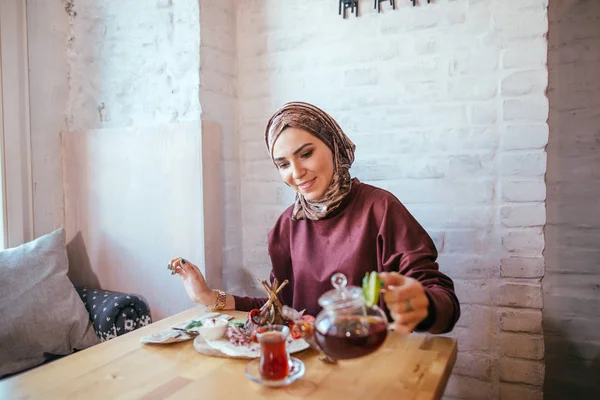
[198,319,228,341]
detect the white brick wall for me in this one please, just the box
[236,0,548,398]
[65,0,200,131]
[198,0,243,294]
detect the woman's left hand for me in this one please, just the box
[379,272,429,334]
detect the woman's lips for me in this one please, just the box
[298,178,316,191]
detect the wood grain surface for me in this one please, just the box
[0,307,457,400]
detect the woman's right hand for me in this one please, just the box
[168,257,213,304]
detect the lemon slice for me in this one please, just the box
[362,271,381,307]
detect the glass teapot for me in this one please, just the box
[287,272,388,363]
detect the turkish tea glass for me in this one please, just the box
[255,324,291,381]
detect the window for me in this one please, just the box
[0,0,33,250]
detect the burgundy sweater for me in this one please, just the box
[234,179,460,334]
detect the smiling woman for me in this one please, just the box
[171,101,461,336]
[272,128,335,202]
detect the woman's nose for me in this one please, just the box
[291,162,305,179]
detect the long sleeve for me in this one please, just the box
[233,295,268,312]
[376,196,460,334]
[232,270,273,311]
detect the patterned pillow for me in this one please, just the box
[76,287,152,341]
[0,228,100,377]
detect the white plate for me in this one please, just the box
[140,330,195,344]
[140,312,233,345]
[193,335,310,359]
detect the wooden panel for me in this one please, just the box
[62,122,221,320]
[26,0,69,239]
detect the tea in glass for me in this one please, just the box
[255,325,290,381]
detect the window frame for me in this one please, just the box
[0,0,34,249]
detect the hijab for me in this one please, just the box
[264,102,356,221]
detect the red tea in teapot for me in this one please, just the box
[314,316,388,360]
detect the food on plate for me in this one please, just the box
[198,318,228,341]
[225,278,309,347]
[184,320,204,330]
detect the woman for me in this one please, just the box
[169,102,460,334]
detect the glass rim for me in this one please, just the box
[255,324,290,335]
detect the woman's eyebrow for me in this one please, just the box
[273,143,314,162]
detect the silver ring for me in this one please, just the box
[405,298,414,313]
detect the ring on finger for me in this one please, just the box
[405,298,414,313]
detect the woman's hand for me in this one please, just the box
[380,272,429,334]
[168,257,213,304]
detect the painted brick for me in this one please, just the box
[496,282,543,309]
[445,375,495,399]
[501,70,548,96]
[343,68,379,87]
[500,256,545,278]
[500,204,546,227]
[470,101,498,125]
[502,125,549,150]
[499,308,543,333]
[67,0,201,131]
[500,383,543,400]
[446,327,491,352]
[377,180,494,205]
[450,48,499,75]
[500,333,545,360]
[442,229,488,254]
[455,305,493,329]
[453,352,493,381]
[393,56,449,81]
[437,254,493,279]
[454,279,491,305]
[500,151,546,177]
[352,157,446,180]
[494,9,548,41]
[500,358,545,386]
[503,38,548,69]
[503,98,549,122]
[407,205,494,230]
[448,78,498,100]
[502,180,546,202]
[501,229,545,254]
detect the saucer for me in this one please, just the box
[245,357,305,387]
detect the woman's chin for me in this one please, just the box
[301,190,326,201]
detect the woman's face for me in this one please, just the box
[272,127,334,201]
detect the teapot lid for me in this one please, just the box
[318,273,364,309]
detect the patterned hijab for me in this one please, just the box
[265,102,356,221]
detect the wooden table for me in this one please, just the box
[0,307,457,400]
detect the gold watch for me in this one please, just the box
[208,289,226,311]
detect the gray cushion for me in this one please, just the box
[0,228,100,377]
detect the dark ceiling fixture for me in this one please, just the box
[375,0,395,13]
[411,0,432,5]
[339,0,359,18]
